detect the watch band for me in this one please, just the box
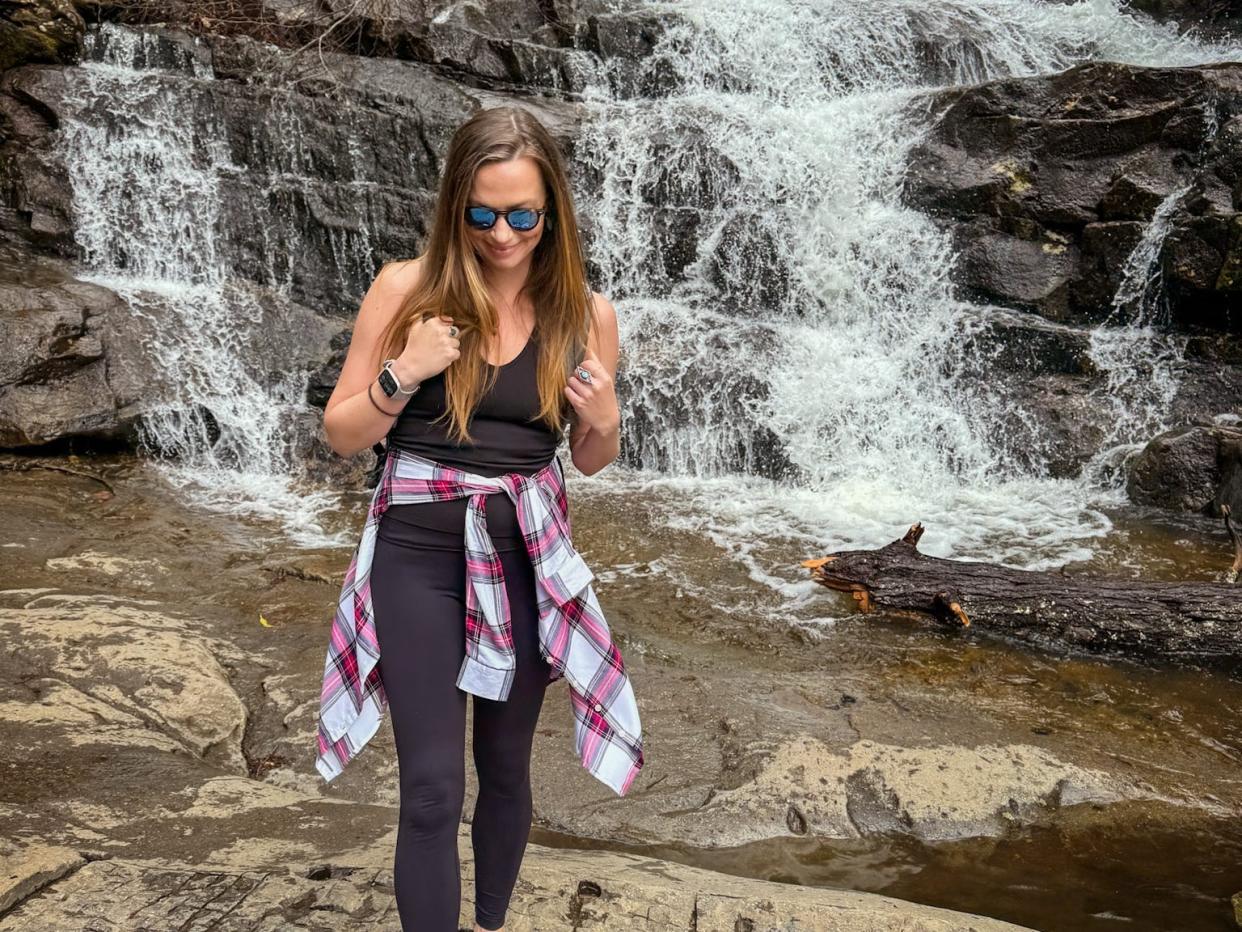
[380,359,421,397]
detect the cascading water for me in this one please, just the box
[570,0,1242,625]
[59,25,349,547]
[51,3,1242,582]
[1079,95,1225,490]
[1082,184,1194,489]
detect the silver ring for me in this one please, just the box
[448,325,459,337]
[575,366,592,384]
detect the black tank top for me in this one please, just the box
[382,329,564,537]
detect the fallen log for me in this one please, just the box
[802,522,1242,672]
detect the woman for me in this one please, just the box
[314,105,644,932]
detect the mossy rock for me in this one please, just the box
[0,0,84,70]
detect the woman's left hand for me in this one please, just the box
[564,348,620,435]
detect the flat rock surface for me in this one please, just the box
[0,839,1034,931]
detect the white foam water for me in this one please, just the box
[59,24,350,548]
[569,0,1242,623]
[48,5,1242,590]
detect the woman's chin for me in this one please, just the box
[480,245,525,266]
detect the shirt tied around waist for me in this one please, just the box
[315,445,646,797]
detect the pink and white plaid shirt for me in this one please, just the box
[315,445,645,796]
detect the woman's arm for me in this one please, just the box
[323,259,424,459]
[566,292,621,477]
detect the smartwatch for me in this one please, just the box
[378,359,420,398]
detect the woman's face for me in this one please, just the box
[466,156,549,271]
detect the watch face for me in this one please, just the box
[378,368,399,398]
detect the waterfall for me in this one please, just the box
[1083,185,1193,490]
[59,25,349,547]
[571,0,1242,626]
[49,2,1242,580]
[1083,101,1223,490]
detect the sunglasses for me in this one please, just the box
[464,205,550,232]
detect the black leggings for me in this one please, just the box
[372,493,551,931]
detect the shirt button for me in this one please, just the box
[593,702,603,712]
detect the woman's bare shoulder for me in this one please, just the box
[587,290,618,340]
[589,290,616,318]
[583,291,619,374]
[384,255,426,291]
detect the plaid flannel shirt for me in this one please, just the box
[315,445,645,796]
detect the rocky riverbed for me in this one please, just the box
[1,453,1240,930]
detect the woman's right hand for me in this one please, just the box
[394,314,460,384]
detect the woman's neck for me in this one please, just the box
[482,256,533,308]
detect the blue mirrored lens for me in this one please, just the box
[508,209,539,230]
[466,207,496,228]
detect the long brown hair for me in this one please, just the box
[376,105,594,445]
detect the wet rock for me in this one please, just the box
[1072,221,1148,314]
[961,307,1098,380]
[0,21,585,459]
[333,0,610,98]
[0,845,83,914]
[648,205,700,280]
[0,251,141,447]
[0,833,1036,931]
[0,244,339,452]
[845,766,916,835]
[953,310,1217,477]
[585,6,676,99]
[114,0,677,99]
[304,326,350,410]
[704,214,794,314]
[903,60,1242,331]
[637,123,745,212]
[616,319,800,481]
[662,738,1148,845]
[1126,0,1242,37]
[902,58,1242,485]
[0,590,250,770]
[181,39,478,313]
[1127,421,1242,514]
[44,550,170,588]
[0,65,76,251]
[289,406,378,489]
[281,0,677,101]
[297,325,379,486]
[953,216,1082,321]
[0,0,83,71]
[953,306,1242,477]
